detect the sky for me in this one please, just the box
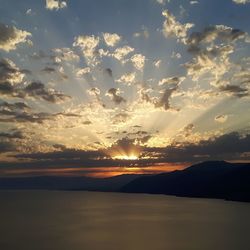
[0,0,250,177]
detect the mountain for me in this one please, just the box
[0,174,142,192]
[120,161,250,202]
[1,161,250,202]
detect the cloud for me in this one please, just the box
[0,131,24,139]
[187,25,246,52]
[232,0,250,4]
[0,23,32,52]
[182,123,195,136]
[190,1,199,4]
[76,67,91,78]
[159,76,185,86]
[0,101,30,117]
[131,54,146,71]
[46,0,67,10]
[26,9,34,15]
[143,132,250,162]
[0,110,52,124]
[162,9,194,41]
[215,114,228,123]
[73,35,100,65]
[116,72,136,85]
[112,112,130,124]
[154,60,162,68]
[184,45,234,81]
[156,0,166,5]
[112,46,134,61]
[106,88,126,104]
[41,66,56,74]
[104,68,113,78]
[0,141,15,153]
[52,48,80,62]
[155,85,178,110]
[103,33,121,47]
[87,87,101,96]
[23,81,71,103]
[219,84,249,97]
[105,137,141,159]
[133,26,149,39]
[0,58,25,84]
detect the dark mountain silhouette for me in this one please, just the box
[121,161,250,202]
[0,174,142,192]
[1,161,250,202]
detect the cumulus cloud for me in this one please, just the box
[116,72,136,85]
[73,35,100,65]
[0,58,25,84]
[87,87,101,96]
[52,48,80,62]
[112,46,134,61]
[131,54,146,71]
[46,0,67,10]
[187,25,245,52]
[106,88,126,104]
[0,23,32,52]
[162,9,194,42]
[232,0,250,4]
[75,67,91,78]
[185,45,234,81]
[103,33,121,47]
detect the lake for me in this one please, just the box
[0,191,250,250]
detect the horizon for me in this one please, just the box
[0,0,250,178]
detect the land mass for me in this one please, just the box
[0,161,250,202]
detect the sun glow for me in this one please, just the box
[112,154,139,160]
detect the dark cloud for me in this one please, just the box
[0,58,24,84]
[155,86,178,110]
[23,81,71,103]
[219,84,249,97]
[0,141,15,153]
[0,23,31,51]
[0,112,52,123]
[143,132,250,162]
[0,131,24,139]
[105,137,141,158]
[41,66,56,74]
[0,82,15,95]
[107,88,126,104]
[0,101,30,111]
[104,68,113,77]
[83,120,92,125]
[187,26,246,53]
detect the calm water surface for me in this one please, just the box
[0,191,250,250]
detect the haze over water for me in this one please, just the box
[0,191,250,250]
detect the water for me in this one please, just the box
[0,191,250,250]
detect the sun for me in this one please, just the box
[112,154,139,160]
